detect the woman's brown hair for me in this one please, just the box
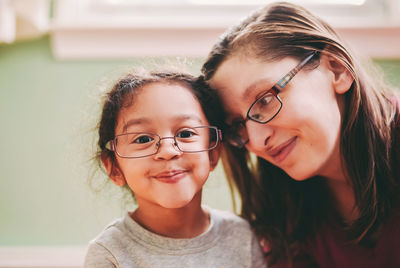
[202,2,400,265]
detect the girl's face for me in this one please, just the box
[209,54,351,181]
[108,82,219,209]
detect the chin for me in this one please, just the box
[284,167,315,182]
[158,197,194,209]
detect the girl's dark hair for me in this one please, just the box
[95,69,224,195]
[202,1,400,265]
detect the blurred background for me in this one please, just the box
[1,0,400,267]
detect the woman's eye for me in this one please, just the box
[132,135,154,144]
[258,94,273,107]
[176,130,196,139]
[252,113,262,120]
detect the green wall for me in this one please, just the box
[1,36,399,246]
[0,36,233,246]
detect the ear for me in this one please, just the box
[101,153,126,186]
[208,145,221,171]
[322,54,354,94]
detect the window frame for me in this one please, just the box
[51,0,400,59]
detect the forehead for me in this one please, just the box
[115,82,208,132]
[209,55,297,118]
[135,81,199,106]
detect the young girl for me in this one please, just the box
[83,69,266,267]
[201,2,400,267]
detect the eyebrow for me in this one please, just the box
[121,114,204,132]
[121,118,150,133]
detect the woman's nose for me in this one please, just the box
[153,137,182,160]
[245,120,273,150]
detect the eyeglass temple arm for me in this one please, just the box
[217,129,222,141]
[105,140,115,151]
[276,51,318,90]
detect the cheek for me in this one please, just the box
[284,77,340,122]
[187,154,212,183]
[280,81,342,148]
[117,158,150,183]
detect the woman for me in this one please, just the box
[201,2,400,267]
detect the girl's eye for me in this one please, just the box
[176,129,197,139]
[132,135,154,144]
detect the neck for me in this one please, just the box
[319,142,358,222]
[131,193,210,238]
[325,177,358,222]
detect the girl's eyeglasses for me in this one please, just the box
[105,126,222,158]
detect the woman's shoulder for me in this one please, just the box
[302,206,400,267]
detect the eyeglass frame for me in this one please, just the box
[226,51,319,148]
[105,126,222,159]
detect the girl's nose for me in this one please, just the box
[245,120,273,150]
[153,138,182,160]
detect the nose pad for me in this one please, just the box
[154,138,182,160]
[245,120,273,148]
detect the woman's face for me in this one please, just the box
[209,54,348,181]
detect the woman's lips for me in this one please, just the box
[153,170,186,183]
[267,137,297,163]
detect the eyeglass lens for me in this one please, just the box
[248,92,282,123]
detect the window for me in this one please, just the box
[51,0,400,59]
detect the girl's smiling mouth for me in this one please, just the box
[153,170,187,183]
